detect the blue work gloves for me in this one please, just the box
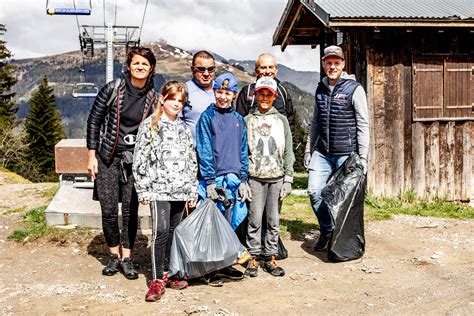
[279,182,292,200]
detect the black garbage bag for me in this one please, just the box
[169,199,247,279]
[321,153,366,262]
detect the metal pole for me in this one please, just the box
[106,22,114,83]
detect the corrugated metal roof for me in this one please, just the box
[316,0,474,20]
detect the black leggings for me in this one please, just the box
[96,155,139,249]
[150,201,184,280]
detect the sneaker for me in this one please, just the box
[313,231,333,251]
[262,256,285,277]
[102,254,120,276]
[201,273,224,287]
[163,272,188,290]
[121,257,139,280]
[245,256,259,277]
[145,279,165,302]
[216,266,244,280]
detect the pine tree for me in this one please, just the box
[293,110,308,172]
[0,28,18,130]
[24,76,66,181]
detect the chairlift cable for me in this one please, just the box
[72,0,81,35]
[138,0,149,41]
[114,0,118,26]
[103,0,107,26]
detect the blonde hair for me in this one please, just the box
[151,81,188,130]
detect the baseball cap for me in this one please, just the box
[322,45,345,60]
[254,76,277,95]
[213,72,238,93]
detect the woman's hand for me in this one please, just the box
[87,150,98,180]
[187,199,196,209]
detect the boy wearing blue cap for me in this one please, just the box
[195,72,252,285]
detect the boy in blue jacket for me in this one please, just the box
[195,72,252,285]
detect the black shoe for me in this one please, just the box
[201,273,224,287]
[261,256,285,277]
[121,257,139,280]
[244,256,259,277]
[102,254,121,276]
[216,266,244,280]
[314,231,333,251]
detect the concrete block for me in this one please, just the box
[55,139,89,174]
[46,182,151,230]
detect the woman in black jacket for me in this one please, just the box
[86,46,157,279]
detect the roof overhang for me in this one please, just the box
[273,0,474,51]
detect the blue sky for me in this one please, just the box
[0,0,320,71]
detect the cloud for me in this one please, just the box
[0,0,319,71]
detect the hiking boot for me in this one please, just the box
[201,273,224,287]
[163,272,188,290]
[216,266,244,280]
[121,257,139,280]
[313,231,333,251]
[145,279,165,302]
[245,256,259,277]
[102,254,120,276]
[262,256,285,277]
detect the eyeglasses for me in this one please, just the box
[193,66,216,73]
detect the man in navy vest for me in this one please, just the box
[304,45,369,251]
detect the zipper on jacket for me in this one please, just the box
[327,92,332,153]
[109,87,122,163]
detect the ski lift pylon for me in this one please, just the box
[72,82,98,98]
[46,0,92,16]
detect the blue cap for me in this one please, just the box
[213,72,238,93]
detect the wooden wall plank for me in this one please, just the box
[426,122,440,199]
[391,61,404,196]
[412,122,425,198]
[371,51,387,196]
[438,123,448,199]
[445,122,456,201]
[454,125,464,200]
[462,122,472,201]
[403,63,413,194]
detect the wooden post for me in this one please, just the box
[412,122,425,198]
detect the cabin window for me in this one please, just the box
[412,56,474,121]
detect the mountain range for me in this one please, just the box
[11,41,318,138]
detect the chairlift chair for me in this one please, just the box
[72,83,98,98]
[46,0,92,15]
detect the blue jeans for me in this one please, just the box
[307,151,349,232]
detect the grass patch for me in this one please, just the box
[7,206,55,241]
[281,195,318,239]
[365,193,474,220]
[40,184,59,200]
[292,172,308,190]
[3,206,26,215]
[0,167,32,184]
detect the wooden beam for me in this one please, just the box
[281,3,304,52]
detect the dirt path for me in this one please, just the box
[0,182,473,315]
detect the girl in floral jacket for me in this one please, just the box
[133,81,198,302]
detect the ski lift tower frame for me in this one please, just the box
[79,24,140,83]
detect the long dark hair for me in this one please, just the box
[126,46,156,78]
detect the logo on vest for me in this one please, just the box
[333,93,348,100]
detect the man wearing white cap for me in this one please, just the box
[305,45,370,252]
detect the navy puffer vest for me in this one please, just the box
[314,78,359,155]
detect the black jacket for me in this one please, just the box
[86,75,157,163]
[235,78,295,136]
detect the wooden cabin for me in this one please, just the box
[273,0,474,201]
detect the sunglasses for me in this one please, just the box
[193,66,216,73]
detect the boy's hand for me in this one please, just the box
[238,181,252,202]
[206,183,219,200]
[279,182,292,200]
